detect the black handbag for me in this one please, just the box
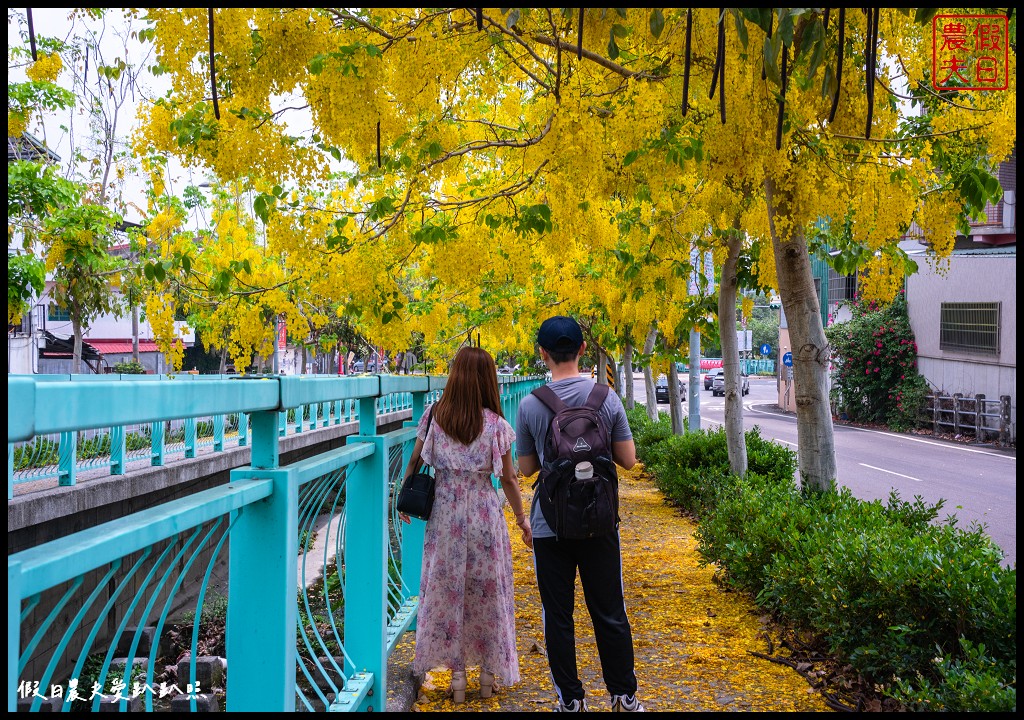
[396,408,436,521]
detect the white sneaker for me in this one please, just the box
[611,694,645,712]
[556,698,589,711]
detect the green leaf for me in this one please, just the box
[763,35,780,86]
[364,44,381,57]
[777,9,795,47]
[182,255,191,274]
[154,263,166,283]
[253,195,268,224]
[804,18,825,80]
[608,35,620,60]
[649,9,665,38]
[731,9,749,48]
[914,8,940,25]
[622,149,640,166]
[611,23,628,39]
[144,263,155,281]
[614,8,627,19]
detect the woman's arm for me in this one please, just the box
[499,450,532,549]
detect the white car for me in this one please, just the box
[712,372,750,397]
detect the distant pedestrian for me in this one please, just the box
[401,346,532,703]
[395,351,406,374]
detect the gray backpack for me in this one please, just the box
[532,384,620,539]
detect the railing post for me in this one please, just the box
[321,402,330,428]
[214,414,224,452]
[953,393,963,434]
[226,407,297,712]
[184,417,197,458]
[9,443,15,500]
[975,394,986,442]
[238,413,248,446]
[279,410,287,438]
[401,392,428,630]
[58,431,77,486]
[110,425,126,475]
[150,421,165,466]
[9,559,21,711]
[345,398,388,712]
[999,395,1011,446]
[932,394,939,434]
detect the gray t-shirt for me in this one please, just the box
[516,377,633,538]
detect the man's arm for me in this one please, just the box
[518,452,540,477]
[612,439,637,470]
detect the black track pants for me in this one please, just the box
[533,532,638,703]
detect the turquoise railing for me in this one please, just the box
[7,374,423,497]
[7,373,544,712]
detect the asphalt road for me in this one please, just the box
[630,373,1017,567]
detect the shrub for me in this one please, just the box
[826,291,928,431]
[888,638,1016,712]
[112,359,147,374]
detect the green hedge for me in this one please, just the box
[627,411,1016,711]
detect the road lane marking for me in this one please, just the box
[749,406,1014,461]
[859,463,922,482]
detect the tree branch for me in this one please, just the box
[530,33,662,80]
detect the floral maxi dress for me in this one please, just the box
[412,408,520,683]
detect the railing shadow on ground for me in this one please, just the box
[7,373,544,712]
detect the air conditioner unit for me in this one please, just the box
[1002,189,1015,231]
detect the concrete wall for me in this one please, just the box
[906,254,1016,434]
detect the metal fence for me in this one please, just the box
[7,374,425,497]
[8,373,544,711]
[923,392,1014,446]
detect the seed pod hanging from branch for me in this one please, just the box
[27,8,38,62]
[718,9,726,124]
[762,12,773,81]
[827,8,845,123]
[476,8,482,31]
[208,8,220,120]
[681,9,692,115]
[776,45,788,150]
[709,8,724,101]
[865,7,878,139]
[376,120,381,168]
[577,8,584,60]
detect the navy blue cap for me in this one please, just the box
[537,316,583,353]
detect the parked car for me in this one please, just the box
[655,374,686,404]
[704,368,723,390]
[350,360,365,373]
[712,371,750,397]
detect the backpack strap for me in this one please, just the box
[531,384,568,414]
[584,383,610,411]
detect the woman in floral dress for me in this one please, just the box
[401,347,533,703]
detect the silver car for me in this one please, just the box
[712,372,750,397]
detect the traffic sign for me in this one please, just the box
[760,343,771,356]
[782,352,793,367]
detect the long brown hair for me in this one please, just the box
[432,346,504,445]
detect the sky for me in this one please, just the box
[9,8,191,224]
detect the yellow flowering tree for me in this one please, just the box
[135,8,1014,487]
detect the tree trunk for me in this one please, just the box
[131,304,140,363]
[623,338,635,410]
[300,343,307,376]
[765,176,836,491]
[219,345,228,374]
[668,358,685,435]
[642,323,659,422]
[72,315,84,374]
[596,347,607,386]
[719,230,748,476]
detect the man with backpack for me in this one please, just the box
[516,316,645,713]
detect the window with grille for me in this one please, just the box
[828,268,858,303]
[48,303,71,322]
[940,302,1000,354]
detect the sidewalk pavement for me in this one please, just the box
[387,464,834,712]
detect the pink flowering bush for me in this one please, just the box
[825,292,929,431]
